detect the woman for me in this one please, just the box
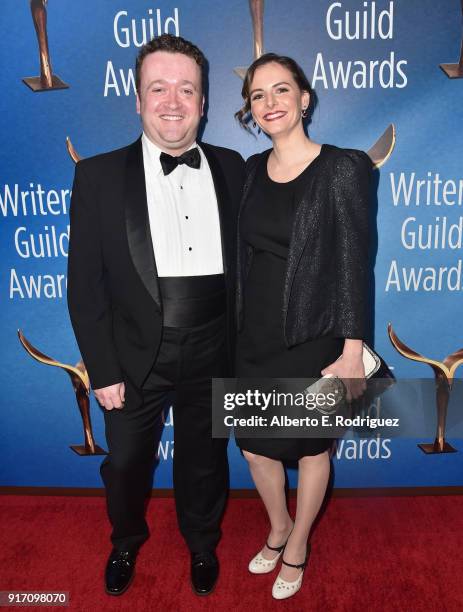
[234,53,371,600]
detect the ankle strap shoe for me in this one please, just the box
[248,531,293,575]
[271,543,311,600]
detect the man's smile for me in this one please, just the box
[160,114,184,121]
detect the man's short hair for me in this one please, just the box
[135,34,206,93]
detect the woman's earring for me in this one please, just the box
[252,120,257,128]
[301,107,308,119]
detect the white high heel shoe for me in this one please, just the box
[271,544,311,600]
[248,541,287,574]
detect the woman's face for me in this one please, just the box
[249,62,309,138]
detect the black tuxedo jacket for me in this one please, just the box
[67,137,244,389]
[237,145,372,347]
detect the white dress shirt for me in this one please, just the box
[141,133,224,277]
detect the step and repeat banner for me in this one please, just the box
[1,0,462,489]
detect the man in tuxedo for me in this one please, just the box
[67,34,244,596]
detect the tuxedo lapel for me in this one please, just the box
[124,138,161,309]
[201,143,232,275]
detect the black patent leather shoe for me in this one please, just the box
[191,551,219,596]
[105,549,137,596]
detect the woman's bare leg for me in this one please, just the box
[280,450,330,580]
[243,451,293,559]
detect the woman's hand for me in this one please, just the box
[321,340,366,401]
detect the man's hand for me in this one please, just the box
[94,382,125,411]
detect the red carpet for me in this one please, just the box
[1,494,462,611]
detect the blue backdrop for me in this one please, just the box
[1,0,462,489]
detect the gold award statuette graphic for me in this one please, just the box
[388,324,463,454]
[233,1,395,169]
[18,330,106,455]
[234,0,265,79]
[367,124,396,170]
[23,0,69,91]
[440,0,463,79]
[66,136,81,163]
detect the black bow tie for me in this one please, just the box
[160,148,201,175]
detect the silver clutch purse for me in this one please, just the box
[303,343,387,414]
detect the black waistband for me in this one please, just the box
[159,274,225,298]
[159,274,226,328]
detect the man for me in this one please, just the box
[67,34,244,596]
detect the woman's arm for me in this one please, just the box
[321,150,373,399]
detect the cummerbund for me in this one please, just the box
[159,274,226,328]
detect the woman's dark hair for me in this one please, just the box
[235,53,317,132]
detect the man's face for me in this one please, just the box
[136,51,204,155]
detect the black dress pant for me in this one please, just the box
[100,314,229,554]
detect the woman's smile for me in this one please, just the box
[263,110,287,121]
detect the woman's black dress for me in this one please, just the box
[235,149,343,460]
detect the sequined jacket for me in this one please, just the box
[236,144,372,346]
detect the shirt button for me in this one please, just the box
[180,185,183,190]
[188,247,192,251]
[185,216,189,219]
